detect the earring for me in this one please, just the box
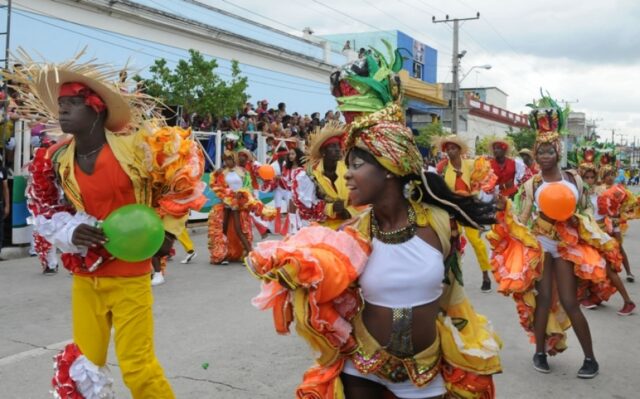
[386,174,393,179]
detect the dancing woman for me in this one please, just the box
[247,45,501,399]
[489,96,622,378]
[209,151,274,264]
[598,165,636,283]
[578,163,635,315]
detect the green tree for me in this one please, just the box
[506,127,537,151]
[135,49,249,118]
[415,121,446,149]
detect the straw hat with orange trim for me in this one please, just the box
[433,134,470,156]
[305,121,346,165]
[2,48,151,133]
[488,137,512,154]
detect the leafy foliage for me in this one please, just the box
[415,121,446,149]
[506,127,537,151]
[134,49,249,118]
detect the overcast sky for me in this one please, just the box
[200,0,640,142]
[10,0,640,142]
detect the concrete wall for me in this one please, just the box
[458,114,514,154]
[484,88,508,109]
[463,88,508,109]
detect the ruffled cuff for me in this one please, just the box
[34,212,97,255]
[52,343,115,399]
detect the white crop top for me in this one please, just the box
[225,170,244,191]
[358,237,445,308]
[534,174,580,208]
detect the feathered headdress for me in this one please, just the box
[598,142,617,179]
[527,91,569,155]
[331,39,404,124]
[330,40,484,229]
[330,40,422,177]
[570,137,599,176]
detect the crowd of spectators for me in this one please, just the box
[177,100,342,152]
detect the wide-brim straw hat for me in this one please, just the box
[4,48,137,133]
[488,137,512,153]
[305,121,346,165]
[518,148,533,157]
[433,134,470,156]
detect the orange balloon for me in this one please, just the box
[258,164,276,180]
[538,183,576,221]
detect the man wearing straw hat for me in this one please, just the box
[489,138,520,198]
[10,51,205,398]
[436,135,496,292]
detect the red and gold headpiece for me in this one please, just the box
[527,94,567,156]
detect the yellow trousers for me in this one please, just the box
[72,274,175,399]
[463,225,491,272]
[177,228,194,253]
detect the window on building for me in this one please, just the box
[412,62,423,79]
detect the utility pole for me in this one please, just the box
[433,12,480,134]
[611,129,615,144]
[0,0,12,166]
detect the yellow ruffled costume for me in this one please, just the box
[488,173,622,354]
[248,43,501,399]
[248,202,502,399]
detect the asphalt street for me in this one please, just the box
[1,223,639,398]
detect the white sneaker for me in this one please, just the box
[180,251,197,264]
[151,273,165,286]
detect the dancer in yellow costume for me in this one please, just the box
[435,135,497,292]
[489,94,622,378]
[14,50,206,398]
[247,43,501,399]
[303,121,359,229]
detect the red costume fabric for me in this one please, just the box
[59,82,107,114]
[74,146,152,277]
[490,158,518,197]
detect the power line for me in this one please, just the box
[211,0,349,52]
[10,6,330,95]
[362,0,453,57]
[12,1,331,89]
[161,0,326,53]
[310,0,381,32]
[450,0,549,85]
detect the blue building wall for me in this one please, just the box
[396,30,438,84]
[396,31,417,78]
[424,46,438,83]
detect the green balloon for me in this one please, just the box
[101,204,165,262]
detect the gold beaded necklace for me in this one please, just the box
[371,206,417,244]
